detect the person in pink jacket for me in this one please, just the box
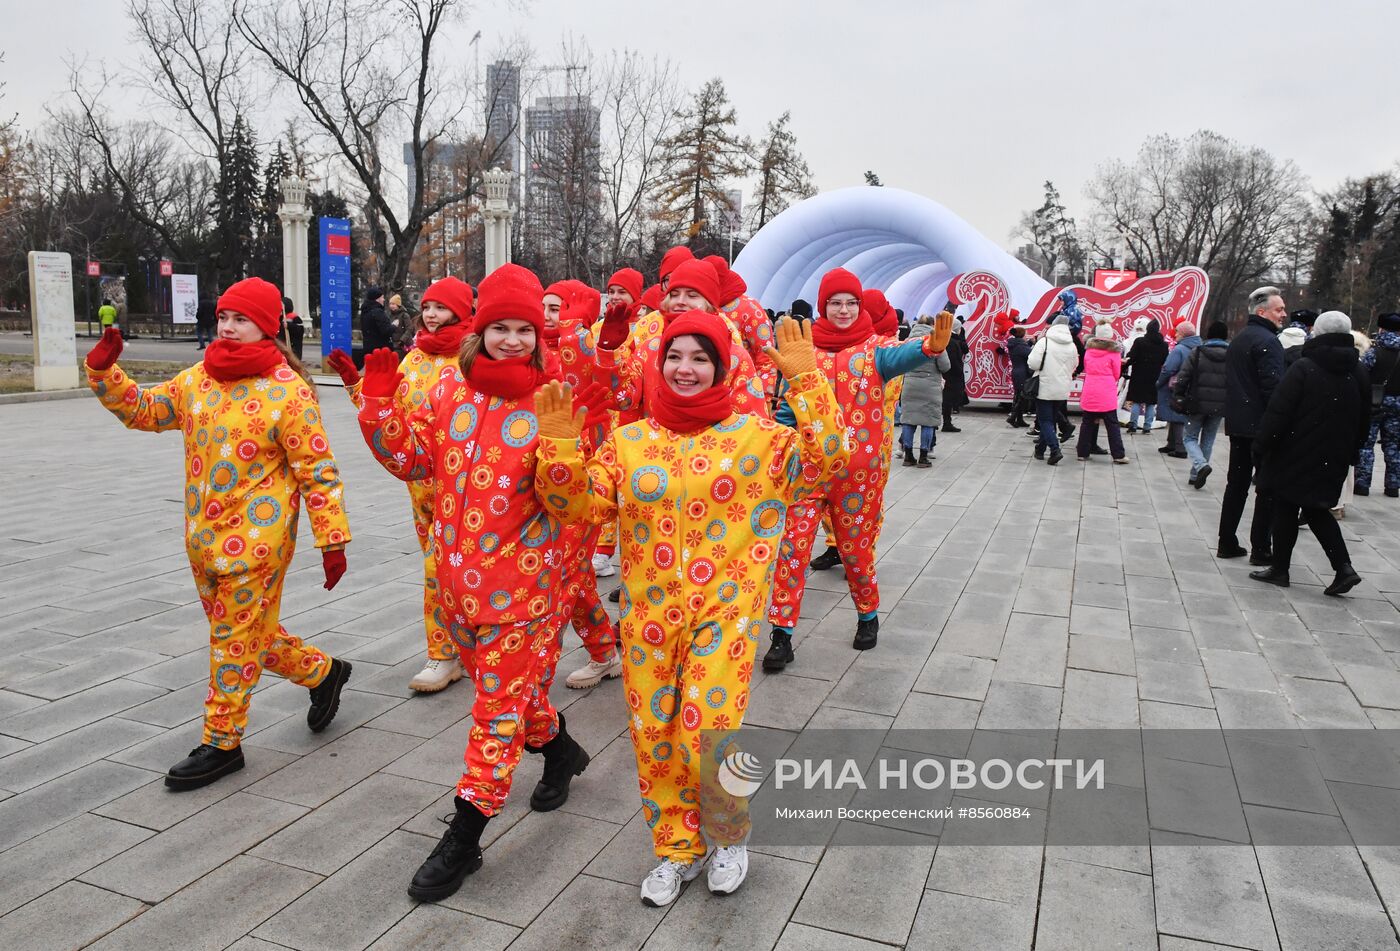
[1077,322,1129,463]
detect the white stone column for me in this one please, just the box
[278,176,312,319]
[482,168,514,274]
[28,251,78,391]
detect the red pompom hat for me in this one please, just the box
[659,246,695,284]
[543,281,571,302]
[664,259,722,310]
[817,267,863,315]
[703,255,747,307]
[217,277,284,338]
[640,284,663,312]
[606,268,644,303]
[660,309,733,374]
[420,276,474,322]
[473,263,544,336]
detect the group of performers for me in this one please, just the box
[83,249,952,907]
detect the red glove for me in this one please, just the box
[86,327,124,372]
[361,348,403,399]
[574,380,614,428]
[597,302,635,351]
[322,549,346,590]
[326,349,360,386]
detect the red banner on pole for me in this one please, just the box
[159,259,173,277]
[1093,269,1137,291]
[325,234,351,256]
[86,261,101,277]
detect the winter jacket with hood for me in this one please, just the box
[1254,333,1370,508]
[1122,322,1169,403]
[898,323,953,425]
[1155,334,1202,423]
[1225,314,1284,438]
[1002,334,1033,386]
[360,296,395,353]
[1079,337,1123,412]
[1172,338,1228,418]
[1026,324,1080,402]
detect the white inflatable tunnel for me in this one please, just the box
[733,186,1053,318]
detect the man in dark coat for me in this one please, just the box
[360,286,394,353]
[1002,326,1033,427]
[1249,311,1368,595]
[1123,318,1169,436]
[941,315,969,432]
[1172,321,1227,488]
[1217,286,1285,563]
[195,295,216,350]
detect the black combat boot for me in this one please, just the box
[407,797,489,901]
[529,713,590,812]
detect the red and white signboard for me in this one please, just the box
[159,259,173,277]
[325,234,351,256]
[1093,268,1137,291]
[86,261,101,277]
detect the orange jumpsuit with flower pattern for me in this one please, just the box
[344,347,456,661]
[358,364,565,816]
[769,334,943,629]
[536,369,848,862]
[722,295,778,396]
[88,361,350,749]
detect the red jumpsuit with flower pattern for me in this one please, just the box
[358,364,565,816]
[88,361,350,749]
[536,369,848,862]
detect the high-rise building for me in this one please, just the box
[521,95,602,257]
[485,60,521,175]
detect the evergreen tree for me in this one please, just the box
[1311,205,1352,306]
[1015,181,1087,282]
[210,114,261,282]
[252,141,291,281]
[751,112,815,230]
[864,170,883,187]
[653,78,751,244]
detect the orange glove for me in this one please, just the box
[361,348,403,399]
[86,327,124,371]
[326,349,360,386]
[322,549,346,590]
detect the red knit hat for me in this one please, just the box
[543,281,571,303]
[420,276,473,322]
[665,259,722,309]
[659,246,695,283]
[473,263,544,335]
[702,255,747,307]
[864,288,899,335]
[818,268,863,315]
[640,284,663,312]
[217,277,283,338]
[660,309,732,374]
[606,268,643,303]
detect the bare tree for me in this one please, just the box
[1087,131,1311,323]
[232,0,519,294]
[750,112,814,231]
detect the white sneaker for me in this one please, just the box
[707,841,749,895]
[408,656,463,693]
[640,855,707,907]
[565,652,623,689]
[591,553,616,577]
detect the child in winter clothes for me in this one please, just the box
[85,277,353,791]
[326,277,475,694]
[357,263,594,903]
[1077,322,1128,463]
[534,313,849,906]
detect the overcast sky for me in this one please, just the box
[7,0,1398,250]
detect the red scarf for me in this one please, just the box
[810,309,875,353]
[649,382,732,434]
[413,321,471,355]
[465,354,549,400]
[203,338,285,383]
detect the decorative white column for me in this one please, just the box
[278,176,311,318]
[482,167,514,274]
[28,251,78,391]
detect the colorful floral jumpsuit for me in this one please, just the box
[358,365,565,816]
[536,369,848,862]
[769,334,945,632]
[87,361,350,749]
[722,295,778,396]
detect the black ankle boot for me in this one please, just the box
[917,450,932,468]
[810,546,841,571]
[853,616,879,650]
[408,797,489,901]
[166,743,245,791]
[1249,566,1290,587]
[762,630,795,672]
[942,422,961,433]
[308,658,352,733]
[608,586,621,602]
[1325,564,1362,597]
[902,448,916,467]
[530,713,590,812]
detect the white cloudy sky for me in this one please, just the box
[7,0,1398,249]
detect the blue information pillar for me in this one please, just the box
[319,217,353,358]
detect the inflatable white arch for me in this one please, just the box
[733,186,1053,318]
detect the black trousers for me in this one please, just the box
[1077,412,1125,459]
[1219,436,1273,552]
[1270,501,1350,572]
[1164,421,1185,452]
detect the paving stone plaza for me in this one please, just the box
[3,391,1400,950]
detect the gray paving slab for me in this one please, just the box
[1033,857,1156,951]
[365,903,519,950]
[0,880,145,951]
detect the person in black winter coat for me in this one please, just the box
[1122,319,1168,434]
[1172,322,1229,488]
[941,318,969,432]
[1217,287,1286,563]
[195,295,216,350]
[1249,312,1369,596]
[1002,327,1033,427]
[360,286,394,353]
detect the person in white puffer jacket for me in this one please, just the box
[1027,316,1082,464]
